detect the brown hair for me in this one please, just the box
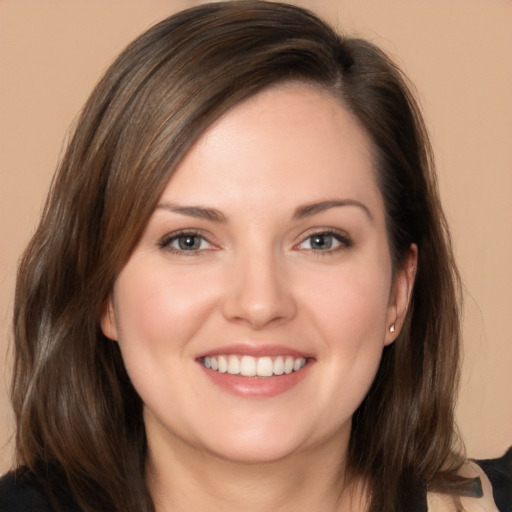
[11,2,469,511]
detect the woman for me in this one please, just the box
[0,2,508,511]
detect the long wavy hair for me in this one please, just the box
[11,2,469,511]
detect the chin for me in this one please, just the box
[200,433,308,465]
[193,414,348,465]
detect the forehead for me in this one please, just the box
[159,83,383,220]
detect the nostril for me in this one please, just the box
[222,278,297,327]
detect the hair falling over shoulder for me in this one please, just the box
[11,2,471,511]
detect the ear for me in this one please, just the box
[100,295,118,341]
[384,244,418,345]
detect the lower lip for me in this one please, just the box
[199,362,313,398]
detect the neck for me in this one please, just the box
[147,427,365,512]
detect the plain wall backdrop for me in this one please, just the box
[1,0,511,473]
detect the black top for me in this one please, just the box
[476,448,512,512]
[0,470,59,512]
[1,449,511,512]
[0,467,80,512]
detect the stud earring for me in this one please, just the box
[389,324,395,333]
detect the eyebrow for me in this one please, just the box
[292,199,373,222]
[155,198,373,223]
[155,202,227,223]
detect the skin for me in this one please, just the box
[102,83,419,511]
[428,462,499,512]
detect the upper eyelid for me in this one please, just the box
[297,227,351,242]
[156,227,352,250]
[158,229,216,249]
[294,229,353,251]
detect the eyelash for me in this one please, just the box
[296,229,353,255]
[158,228,352,257]
[158,230,215,255]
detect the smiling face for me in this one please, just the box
[101,83,415,465]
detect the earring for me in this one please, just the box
[389,324,395,333]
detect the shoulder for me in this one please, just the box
[0,469,55,512]
[0,468,82,512]
[427,456,510,512]
[474,447,512,512]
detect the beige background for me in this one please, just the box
[1,0,511,473]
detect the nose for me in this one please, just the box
[221,250,297,330]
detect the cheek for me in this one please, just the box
[296,259,391,416]
[300,260,391,346]
[111,261,221,378]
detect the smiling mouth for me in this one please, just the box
[201,355,308,378]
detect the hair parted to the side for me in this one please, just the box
[11,2,468,511]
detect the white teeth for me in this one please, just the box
[273,356,284,375]
[293,358,303,371]
[203,355,307,377]
[218,355,228,373]
[257,357,273,377]
[240,355,256,376]
[228,355,240,375]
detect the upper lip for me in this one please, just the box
[196,343,314,360]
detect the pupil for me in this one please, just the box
[312,235,332,249]
[179,236,200,250]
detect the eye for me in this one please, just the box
[297,231,351,252]
[159,231,214,254]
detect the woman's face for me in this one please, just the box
[102,84,415,464]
